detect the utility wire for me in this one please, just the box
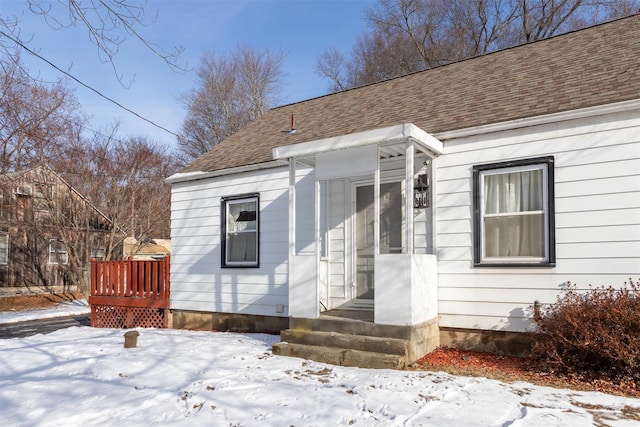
[0,29,180,138]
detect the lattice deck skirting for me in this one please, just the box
[91,304,168,329]
[90,257,170,329]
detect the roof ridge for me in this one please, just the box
[178,12,640,176]
[273,12,640,110]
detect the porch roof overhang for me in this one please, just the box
[272,123,443,161]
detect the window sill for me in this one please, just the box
[474,262,556,268]
[221,264,260,269]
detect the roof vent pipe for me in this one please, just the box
[288,114,296,134]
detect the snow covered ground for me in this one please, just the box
[0,299,90,324]
[1,304,639,426]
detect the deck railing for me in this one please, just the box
[89,256,170,328]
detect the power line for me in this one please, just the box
[0,29,181,138]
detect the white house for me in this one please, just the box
[167,15,640,368]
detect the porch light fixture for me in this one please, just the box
[414,173,430,209]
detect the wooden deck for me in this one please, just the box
[88,257,170,328]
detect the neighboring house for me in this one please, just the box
[0,165,118,291]
[166,16,640,367]
[124,237,170,260]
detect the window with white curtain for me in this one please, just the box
[473,157,555,266]
[221,194,259,267]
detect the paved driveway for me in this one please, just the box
[0,315,90,339]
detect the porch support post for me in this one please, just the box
[288,158,319,319]
[406,140,414,255]
[314,172,321,313]
[288,159,296,257]
[374,147,380,256]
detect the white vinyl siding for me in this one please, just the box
[170,167,291,317]
[435,108,640,332]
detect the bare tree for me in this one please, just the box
[317,0,639,90]
[0,55,174,245]
[0,57,83,173]
[56,129,176,249]
[0,160,125,293]
[515,0,637,42]
[39,129,176,294]
[0,60,176,293]
[19,165,119,293]
[0,0,184,85]
[315,47,350,93]
[178,45,285,165]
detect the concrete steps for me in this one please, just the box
[272,315,413,369]
[272,341,407,369]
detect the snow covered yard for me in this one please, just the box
[0,298,90,324]
[1,326,639,426]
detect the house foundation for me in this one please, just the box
[170,309,288,334]
[439,327,534,357]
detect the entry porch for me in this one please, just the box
[272,124,443,368]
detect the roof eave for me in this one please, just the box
[272,123,444,160]
[434,98,640,141]
[165,159,289,184]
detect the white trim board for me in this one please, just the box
[166,160,288,184]
[272,123,444,160]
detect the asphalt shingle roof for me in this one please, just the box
[181,14,640,174]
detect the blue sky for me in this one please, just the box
[1,0,373,147]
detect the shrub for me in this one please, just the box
[531,278,640,383]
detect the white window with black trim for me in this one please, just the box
[473,156,555,266]
[49,239,69,265]
[221,194,259,267]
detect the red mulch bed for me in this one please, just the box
[0,292,84,312]
[411,347,640,398]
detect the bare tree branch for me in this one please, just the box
[2,1,186,87]
[316,0,640,90]
[178,45,285,165]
